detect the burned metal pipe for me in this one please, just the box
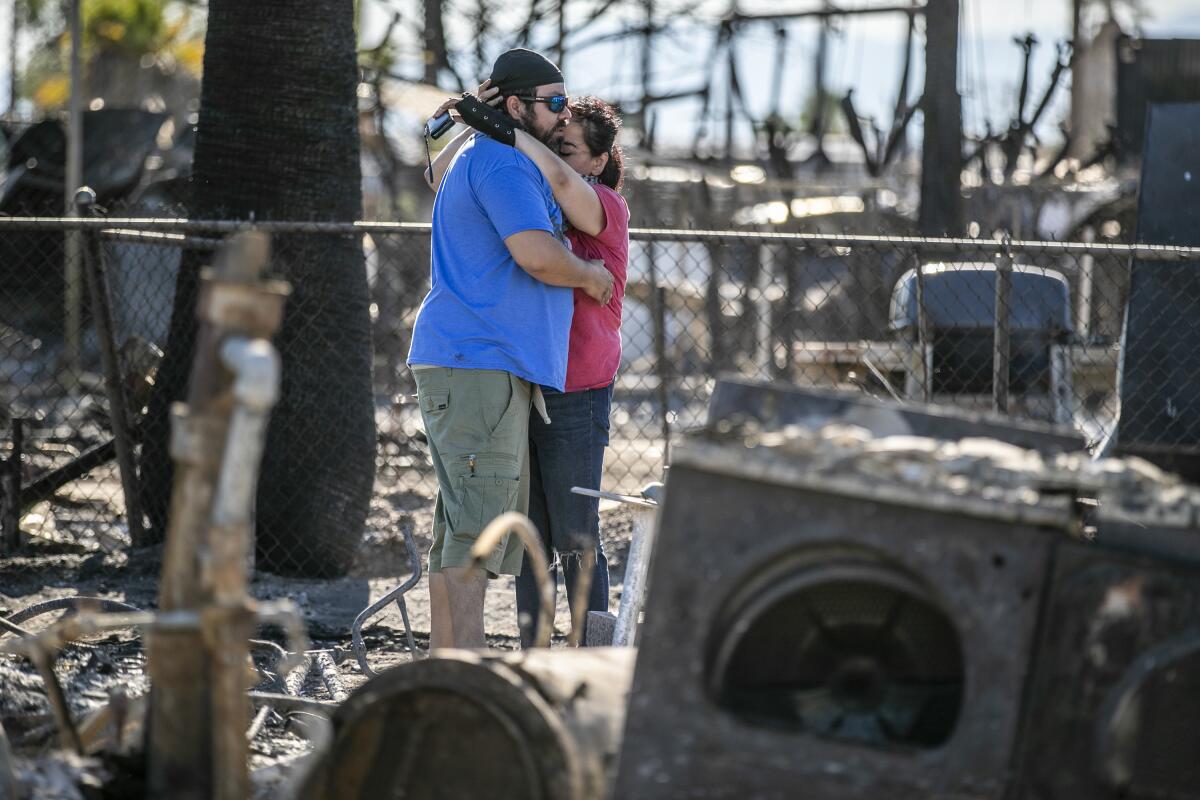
[247,692,336,715]
[145,231,290,800]
[0,615,33,639]
[4,597,142,629]
[19,438,117,511]
[614,504,657,647]
[246,705,273,741]
[351,525,422,678]
[569,486,660,648]
[0,612,196,658]
[212,336,280,530]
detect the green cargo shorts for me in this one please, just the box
[413,367,531,576]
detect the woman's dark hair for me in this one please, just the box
[569,96,624,192]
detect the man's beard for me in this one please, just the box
[519,105,563,147]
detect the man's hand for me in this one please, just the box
[583,260,615,305]
[504,231,614,301]
[475,79,502,107]
[431,96,461,125]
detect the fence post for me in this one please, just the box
[77,189,147,548]
[755,244,773,379]
[779,248,798,381]
[1,418,24,553]
[644,239,671,465]
[913,252,932,402]
[654,285,671,463]
[63,230,85,389]
[993,240,1014,414]
[1077,226,1095,338]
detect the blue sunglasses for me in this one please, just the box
[515,94,569,113]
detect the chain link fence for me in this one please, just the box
[2,215,1198,579]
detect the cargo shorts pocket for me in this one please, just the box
[420,389,450,415]
[457,474,520,534]
[451,453,520,534]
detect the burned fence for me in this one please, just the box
[1,215,1198,578]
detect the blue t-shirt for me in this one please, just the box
[408,135,574,390]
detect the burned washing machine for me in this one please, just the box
[614,382,1200,799]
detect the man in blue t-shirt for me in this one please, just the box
[408,48,614,650]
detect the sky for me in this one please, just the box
[362,0,1200,153]
[4,0,1200,154]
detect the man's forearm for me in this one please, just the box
[524,245,595,288]
[504,229,612,304]
[508,230,593,288]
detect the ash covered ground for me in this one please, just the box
[1,368,659,796]
[0,477,641,798]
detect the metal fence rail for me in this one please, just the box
[1,215,1195,577]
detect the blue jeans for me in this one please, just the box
[515,384,613,648]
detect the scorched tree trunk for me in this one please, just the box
[140,0,375,577]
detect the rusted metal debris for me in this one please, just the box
[0,335,161,540]
[8,354,1198,800]
[146,230,294,800]
[298,647,636,800]
[0,590,343,795]
[707,376,1087,454]
[350,524,422,678]
[572,485,661,647]
[0,232,330,800]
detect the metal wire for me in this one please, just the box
[0,216,1193,259]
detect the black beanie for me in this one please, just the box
[489,48,564,94]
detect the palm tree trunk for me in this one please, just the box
[141,0,375,578]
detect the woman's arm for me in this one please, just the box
[513,130,607,237]
[423,81,503,192]
[423,125,472,192]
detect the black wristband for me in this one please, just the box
[455,93,517,147]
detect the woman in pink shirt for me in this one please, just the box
[426,90,628,647]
